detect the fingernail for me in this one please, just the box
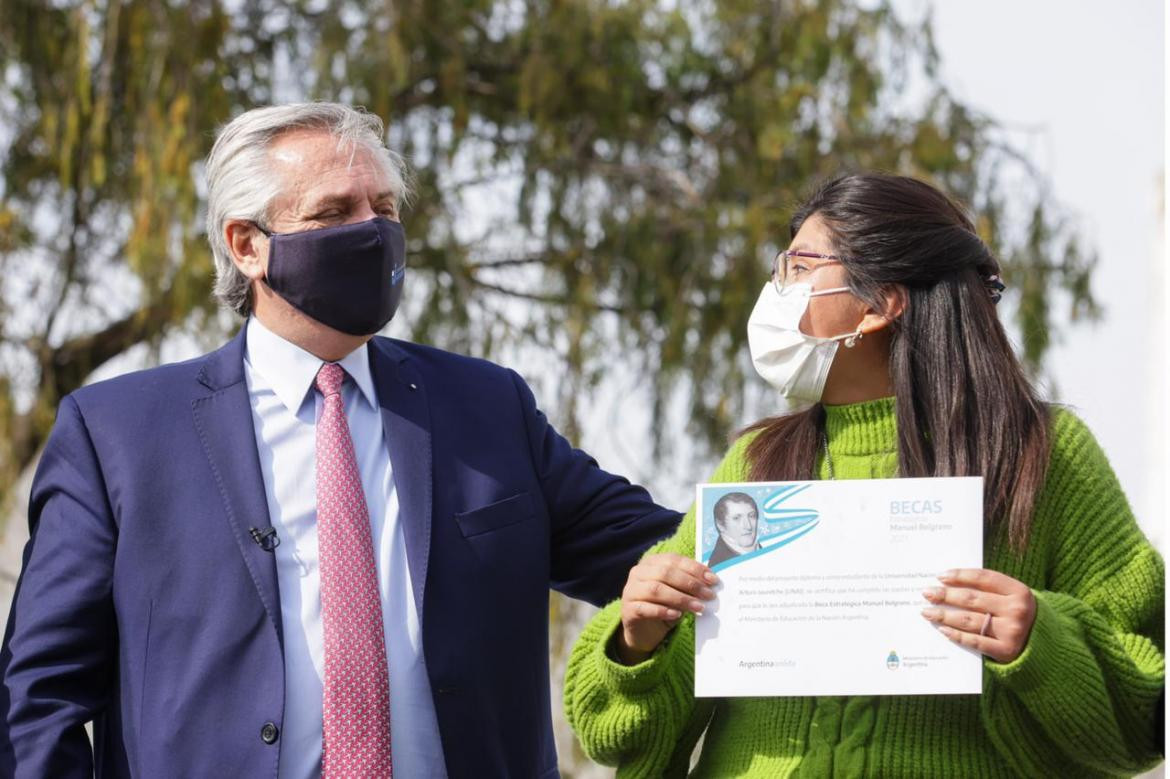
[665,608,681,620]
[691,600,704,614]
[922,587,944,601]
[699,587,716,600]
[704,571,719,585]
[938,570,956,580]
[920,607,941,621]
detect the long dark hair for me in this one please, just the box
[746,173,1049,551]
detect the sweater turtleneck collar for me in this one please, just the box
[822,396,897,457]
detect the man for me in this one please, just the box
[0,103,680,778]
[707,491,761,567]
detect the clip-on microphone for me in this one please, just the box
[248,526,280,552]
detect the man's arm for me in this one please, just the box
[507,370,682,606]
[0,394,117,778]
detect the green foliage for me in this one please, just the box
[312,0,1096,454]
[0,0,1098,505]
[0,0,266,495]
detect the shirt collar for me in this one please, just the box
[245,316,378,414]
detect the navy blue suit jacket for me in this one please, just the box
[0,329,680,778]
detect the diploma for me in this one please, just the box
[694,477,984,697]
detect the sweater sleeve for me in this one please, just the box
[563,434,756,777]
[981,409,1165,777]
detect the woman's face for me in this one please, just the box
[783,212,899,405]
[784,214,869,339]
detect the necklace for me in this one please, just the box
[821,431,835,480]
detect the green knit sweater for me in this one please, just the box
[564,398,1165,778]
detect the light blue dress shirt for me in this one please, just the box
[243,316,447,778]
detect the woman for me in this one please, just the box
[563,173,1164,777]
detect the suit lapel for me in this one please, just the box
[369,338,433,623]
[191,328,283,644]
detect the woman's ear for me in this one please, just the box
[859,284,908,335]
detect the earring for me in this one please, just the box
[844,328,864,349]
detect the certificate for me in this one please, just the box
[694,477,983,697]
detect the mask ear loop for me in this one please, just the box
[807,286,866,347]
[248,221,275,287]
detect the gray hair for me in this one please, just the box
[204,102,412,316]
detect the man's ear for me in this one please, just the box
[225,219,268,282]
[859,284,907,335]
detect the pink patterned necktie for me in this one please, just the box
[314,362,392,778]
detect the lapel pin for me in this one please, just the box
[409,383,418,391]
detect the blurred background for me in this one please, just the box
[0,0,1163,775]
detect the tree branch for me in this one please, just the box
[47,288,185,398]
[464,275,629,314]
[2,285,191,503]
[465,255,551,272]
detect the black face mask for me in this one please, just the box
[257,216,406,336]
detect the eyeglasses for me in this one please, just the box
[771,250,844,293]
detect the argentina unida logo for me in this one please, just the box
[886,650,900,670]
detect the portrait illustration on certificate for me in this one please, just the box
[700,485,821,572]
[695,478,984,698]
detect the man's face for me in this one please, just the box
[717,499,759,549]
[263,128,399,242]
[223,127,404,352]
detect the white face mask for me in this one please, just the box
[747,281,862,403]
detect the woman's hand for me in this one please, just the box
[615,553,719,665]
[920,568,1037,664]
